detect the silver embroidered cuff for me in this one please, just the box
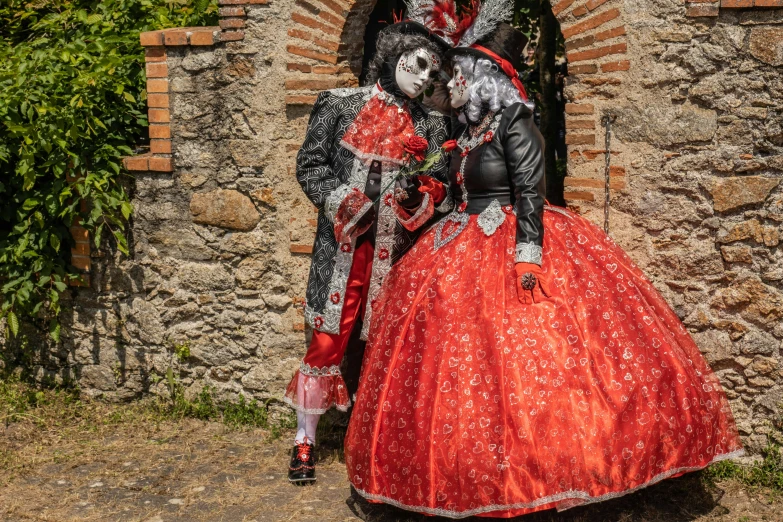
[324,184,352,224]
[299,361,342,377]
[515,242,543,265]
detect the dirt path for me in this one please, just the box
[1,408,779,522]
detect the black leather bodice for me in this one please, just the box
[447,102,546,249]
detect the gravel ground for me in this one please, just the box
[1,406,780,522]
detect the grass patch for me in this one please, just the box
[704,442,783,494]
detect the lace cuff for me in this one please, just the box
[515,242,543,265]
[333,187,374,242]
[392,193,433,232]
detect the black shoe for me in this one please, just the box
[288,439,316,483]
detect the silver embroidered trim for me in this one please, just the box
[328,85,372,98]
[433,211,470,251]
[458,0,514,47]
[544,204,574,219]
[476,199,506,236]
[299,361,341,377]
[360,167,399,341]
[515,242,543,265]
[324,183,351,224]
[396,193,431,230]
[282,395,350,415]
[318,159,372,333]
[351,448,744,519]
[303,304,337,334]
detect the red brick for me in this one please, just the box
[585,0,610,9]
[568,42,627,63]
[314,37,340,52]
[312,65,352,74]
[164,30,188,46]
[140,31,164,46]
[569,63,599,75]
[219,6,245,16]
[581,149,620,160]
[148,124,171,139]
[686,4,720,16]
[71,242,90,256]
[292,12,341,36]
[147,79,169,93]
[148,108,170,123]
[146,62,168,78]
[220,18,246,29]
[220,30,245,42]
[582,77,622,86]
[721,0,753,7]
[286,95,318,105]
[595,25,627,42]
[566,34,596,51]
[190,30,217,46]
[148,93,170,108]
[71,255,91,272]
[285,79,340,90]
[296,0,320,15]
[565,103,595,114]
[319,0,348,16]
[287,45,339,64]
[755,0,783,5]
[561,8,621,39]
[145,48,167,62]
[289,27,312,41]
[70,226,89,242]
[290,244,314,254]
[601,60,631,72]
[568,119,596,129]
[564,178,625,189]
[288,62,313,72]
[566,134,596,145]
[552,0,576,17]
[573,6,589,17]
[149,157,173,172]
[610,166,626,177]
[564,191,596,201]
[318,10,346,28]
[150,139,172,154]
[123,155,149,171]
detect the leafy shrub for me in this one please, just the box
[0,0,217,340]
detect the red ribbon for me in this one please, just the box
[471,45,528,102]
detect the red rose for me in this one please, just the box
[442,140,458,152]
[403,135,429,161]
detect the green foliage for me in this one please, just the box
[705,442,783,493]
[0,0,218,341]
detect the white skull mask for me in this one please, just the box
[447,63,470,109]
[395,47,440,98]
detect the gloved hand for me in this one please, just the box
[394,176,423,210]
[515,262,550,305]
[422,81,452,113]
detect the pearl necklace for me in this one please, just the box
[454,112,502,212]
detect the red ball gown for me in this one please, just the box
[344,103,744,518]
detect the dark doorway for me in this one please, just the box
[359,0,406,86]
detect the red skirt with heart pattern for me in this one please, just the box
[344,206,743,519]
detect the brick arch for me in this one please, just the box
[283,0,631,208]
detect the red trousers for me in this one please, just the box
[303,238,374,369]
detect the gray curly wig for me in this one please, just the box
[364,28,443,86]
[453,54,527,124]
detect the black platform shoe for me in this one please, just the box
[288,439,316,483]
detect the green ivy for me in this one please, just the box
[0,0,217,341]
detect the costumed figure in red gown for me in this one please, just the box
[344,1,744,516]
[283,1,477,482]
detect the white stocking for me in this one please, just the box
[295,411,321,445]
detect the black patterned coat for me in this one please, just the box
[296,86,450,337]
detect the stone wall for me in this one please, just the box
[3,0,781,453]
